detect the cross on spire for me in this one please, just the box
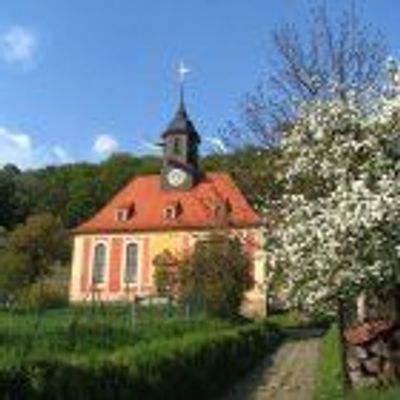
[178,60,190,83]
[178,60,190,106]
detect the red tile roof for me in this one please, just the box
[74,173,262,234]
[344,320,394,345]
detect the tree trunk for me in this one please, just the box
[356,292,368,323]
[395,284,400,323]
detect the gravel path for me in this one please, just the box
[222,329,323,400]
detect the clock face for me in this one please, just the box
[167,168,187,187]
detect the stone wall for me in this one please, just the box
[345,320,400,388]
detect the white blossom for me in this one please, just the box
[265,61,400,314]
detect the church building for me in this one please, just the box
[70,88,266,316]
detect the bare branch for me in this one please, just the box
[224,0,388,150]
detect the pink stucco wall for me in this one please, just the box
[70,229,266,314]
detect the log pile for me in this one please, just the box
[344,320,400,388]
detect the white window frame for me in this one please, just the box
[115,209,129,222]
[90,239,110,289]
[163,205,178,220]
[120,238,142,290]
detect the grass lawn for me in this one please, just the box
[350,387,400,400]
[267,310,331,329]
[0,305,235,356]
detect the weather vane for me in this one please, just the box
[178,60,190,104]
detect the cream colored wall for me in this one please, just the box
[69,227,267,315]
[242,228,267,317]
[69,235,84,302]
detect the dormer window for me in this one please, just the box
[115,203,135,222]
[116,209,128,222]
[163,201,182,220]
[225,199,232,213]
[164,207,176,220]
[214,199,232,219]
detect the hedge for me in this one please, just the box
[0,322,281,400]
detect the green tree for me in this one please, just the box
[99,153,141,200]
[64,173,103,228]
[34,167,70,218]
[0,166,18,229]
[153,250,180,297]
[0,251,30,303]
[0,227,7,249]
[0,154,163,231]
[180,234,253,318]
[9,214,69,283]
[202,147,283,210]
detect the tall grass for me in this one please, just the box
[314,324,345,400]
[350,387,400,400]
[0,307,234,355]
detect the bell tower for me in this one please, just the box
[161,62,201,191]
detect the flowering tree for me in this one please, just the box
[266,61,400,316]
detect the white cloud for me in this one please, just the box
[92,134,119,157]
[0,26,38,66]
[139,140,162,155]
[52,146,72,164]
[0,127,33,168]
[205,136,228,153]
[0,127,74,169]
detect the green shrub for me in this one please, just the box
[17,282,68,310]
[314,324,345,400]
[0,250,30,303]
[0,321,282,400]
[179,233,253,319]
[9,213,69,281]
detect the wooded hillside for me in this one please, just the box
[0,148,277,232]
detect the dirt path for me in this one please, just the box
[222,329,323,400]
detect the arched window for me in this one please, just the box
[124,243,138,284]
[93,243,106,284]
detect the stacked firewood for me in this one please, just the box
[345,320,400,388]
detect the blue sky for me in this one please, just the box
[0,0,398,169]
